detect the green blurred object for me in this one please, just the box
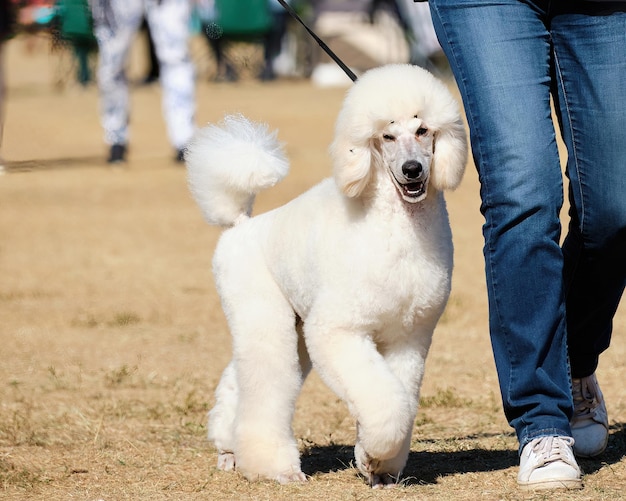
[55,0,96,86]
[56,0,95,43]
[215,0,271,37]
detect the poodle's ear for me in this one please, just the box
[330,135,373,198]
[430,118,468,191]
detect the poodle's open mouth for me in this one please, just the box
[387,166,429,203]
[403,181,426,199]
[396,179,428,203]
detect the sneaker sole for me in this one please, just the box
[518,478,583,491]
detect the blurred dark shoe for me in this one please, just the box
[107,144,127,164]
[213,64,239,83]
[139,74,159,86]
[175,148,186,163]
[259,65,276,82]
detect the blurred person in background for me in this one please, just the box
[54,0,98,86]
[260,0,291,80]
[89,0,196,164]
[200,0,291,82]
[0,0,16,172]
[392,0,444,72]
[138,18,160,85]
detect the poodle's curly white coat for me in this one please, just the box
[186,64,468,488]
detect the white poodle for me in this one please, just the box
[186,64,467,488]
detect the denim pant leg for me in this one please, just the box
[428,0,573,449]
[550,5,626,379]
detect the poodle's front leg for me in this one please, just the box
[354,334,432,487]
[305,326,414,484]
[354,437,409,488]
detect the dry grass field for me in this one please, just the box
[1,35,624,501]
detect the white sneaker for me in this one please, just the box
[571,373,609,457]
[517,436,582,490]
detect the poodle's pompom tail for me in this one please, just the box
[186,114,289,226]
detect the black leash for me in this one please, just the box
[276,0,358,82]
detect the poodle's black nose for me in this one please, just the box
[402,160,423,179]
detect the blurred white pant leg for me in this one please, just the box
[91,0,143,146]
[146,0,196,150]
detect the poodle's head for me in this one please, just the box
[330,64,467,203]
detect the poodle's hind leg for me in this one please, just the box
[222,292,307,483]
[207,329,310,477]
[296,315,313,380]
[208,361,238,471]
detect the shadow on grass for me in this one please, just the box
[3,156,104,172]
[300,443,517,485]
[301,423,626,484]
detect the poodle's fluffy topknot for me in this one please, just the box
[330,64,467,197]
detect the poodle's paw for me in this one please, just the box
[216,450,236,471]
[355,444,400,489]
[235,442,305,484]
[275,470,307,484]
[359,457,400,489]
[370,472,399,489]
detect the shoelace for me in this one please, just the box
[528,436,577,468]
[572,377,600,416]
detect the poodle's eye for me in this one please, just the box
[383,134,396,142]
[416,127,429,137]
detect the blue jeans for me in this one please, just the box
[428,0,626,451]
